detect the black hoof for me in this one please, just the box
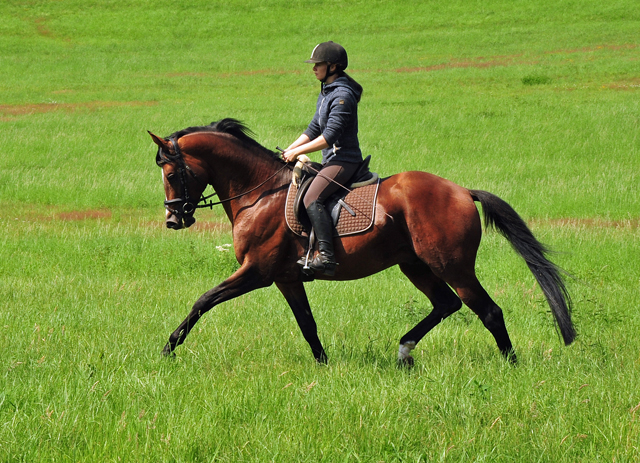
[161,343,175,358]
[503,349,518,365]
[397,356,415,369]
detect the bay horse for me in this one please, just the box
[149,119,575,366]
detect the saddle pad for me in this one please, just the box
[285,179,380,237]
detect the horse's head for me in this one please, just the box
[149,132,208,230]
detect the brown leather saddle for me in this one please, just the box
[285,155,380,237]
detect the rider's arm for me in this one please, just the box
[283,135,329,162]
[285,134,311,152]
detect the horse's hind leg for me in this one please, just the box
[397,262,463,366]
[451,274,516,362]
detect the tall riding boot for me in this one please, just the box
[305,200,336,276]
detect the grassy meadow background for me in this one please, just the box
[1,0,639,461]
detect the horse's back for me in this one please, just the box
[377,171,482,268]
[380,170,476,217]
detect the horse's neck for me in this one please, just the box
[199,136,285,199]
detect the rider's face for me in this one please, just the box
[313,62,328,81]
[313,62,336,82]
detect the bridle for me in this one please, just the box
[156,136,291,221]
[156,137,218,221]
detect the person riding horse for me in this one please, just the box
[282,41,364,277]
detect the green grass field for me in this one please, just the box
[1,0,639,461]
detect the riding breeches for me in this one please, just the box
[303,161,360,209]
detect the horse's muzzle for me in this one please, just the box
[165,213,196,230]
[166,213,182,229]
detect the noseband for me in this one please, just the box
[156,137,217,219]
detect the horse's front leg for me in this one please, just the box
[162,265,268,356]
[275,281,327,363]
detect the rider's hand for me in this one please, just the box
[283,149,299,163]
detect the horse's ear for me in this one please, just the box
[148,131,170,150]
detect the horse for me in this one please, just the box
[149,118,575,366]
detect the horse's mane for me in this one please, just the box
[168,118,281,161]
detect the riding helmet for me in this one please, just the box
[305,41,348,69]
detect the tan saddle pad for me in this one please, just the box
[285,179,380,237]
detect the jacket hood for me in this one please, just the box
[323,75,363,102]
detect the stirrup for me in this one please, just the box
[297,247,315,277]
[309,254,336,277]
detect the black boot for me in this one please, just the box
[305,200,336,276]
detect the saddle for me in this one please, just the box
[285,155,380,237]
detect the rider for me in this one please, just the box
[283,41,364,277]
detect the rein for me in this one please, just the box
[206,162,291,207]
[158,137,291,216]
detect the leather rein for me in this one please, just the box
[156,137,291,217]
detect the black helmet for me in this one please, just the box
[304,41,348,70]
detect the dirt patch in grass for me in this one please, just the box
[23,206,232,232]
[141,219,232,232]
[531,217,640,230]
[393,55,534,74]
[390,44,637,75]
[190,220,232,233]
[32,17,72,42]
[54,210,113,221]
[170,43,640,80]
[24,208,113,222]
[545,43,638,55]
[172,43,637,80]
[139,219,232,234]
[603,79,640,91]
[34,18,54,38]
[168,69,296,78]
[0,101,158,120]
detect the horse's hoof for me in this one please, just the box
[397,356,414,369]
[161,343,175,358]
[397,341,416,368]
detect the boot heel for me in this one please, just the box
[309,255,336,276]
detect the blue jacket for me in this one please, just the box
[303,76,363,165]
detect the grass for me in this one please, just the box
[2,212,639,461]
[1,0,640,461]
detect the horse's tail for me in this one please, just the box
[469,189,576,345]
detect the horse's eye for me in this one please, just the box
[166,173,175,181]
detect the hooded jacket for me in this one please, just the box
[303,76,363,165]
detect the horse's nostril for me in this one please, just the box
[166,215,182,230]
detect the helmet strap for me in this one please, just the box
[320,63,339,83]
[320,64,343,93]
